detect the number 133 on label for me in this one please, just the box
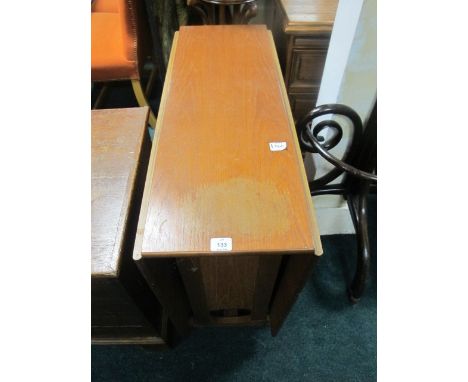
[210,237,233,252]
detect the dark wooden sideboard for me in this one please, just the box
[267,0,338,122]
[91,107,168,346]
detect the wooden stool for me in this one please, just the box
[91,107,168,345]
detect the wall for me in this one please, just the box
[309,0,377,235]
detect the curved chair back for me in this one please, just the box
[188,0,258,25]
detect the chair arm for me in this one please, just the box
[298,104,377,182]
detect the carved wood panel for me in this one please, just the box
[288,49,327,91]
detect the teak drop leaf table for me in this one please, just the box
[133,25,322,336]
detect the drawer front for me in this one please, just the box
[288,49,328,92]
[289,92,319,123]
[293,35,331,49]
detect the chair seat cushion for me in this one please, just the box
[91,12,139,81]
[92,0,119,13]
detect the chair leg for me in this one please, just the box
[144,64,157,100]
[92,83,109,110]
[347,187,371,303]
[131,79,156,128]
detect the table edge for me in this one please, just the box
[133,33,180,262]
[92,106,150,274]
[134,29,323,259]
[267,31,323,256]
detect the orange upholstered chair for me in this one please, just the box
[91,0,156,127]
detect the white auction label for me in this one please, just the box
[210,237,232,252]
[269,142,287,151]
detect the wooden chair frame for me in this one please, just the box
[298,102,377,302]
[92,0,167,129]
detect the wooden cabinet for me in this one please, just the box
[133,25,322,336]
[268,0,338,121]
[91,107,167,345]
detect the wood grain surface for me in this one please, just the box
[136,25,321,257]
[91,107,149,275]
[92,106,168,344]
[278,0,338,32]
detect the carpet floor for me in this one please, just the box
[92,200,376,382]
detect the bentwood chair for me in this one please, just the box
[187,0,258,25]
[298,102,377,302]
[91,0,157,127]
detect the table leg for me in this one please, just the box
[135,257,192,337]
[269,254,319,335]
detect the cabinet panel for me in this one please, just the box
[91,108,167,346]
[91,278,161,339]
[270,3,288,73]
[269,0,337,120]
[288,48,327,91]
[289,91,319,122]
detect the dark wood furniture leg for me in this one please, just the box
[347,182,371,303]
[135,257,192,338]
[269,254,319,335]
[176,258,212,325]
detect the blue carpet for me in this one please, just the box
[92,197,376,382]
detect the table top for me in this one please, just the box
[135,25,321,259]
[92,107,149,276]
[277,0,338,34]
